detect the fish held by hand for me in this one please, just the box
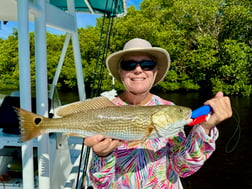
[16,97,192,142]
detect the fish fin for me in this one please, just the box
[128,140,144,147]
[54,96,115,117]
[128,124,156,147]
[146,123,155,137]
[64,133,86,138]
[15,108,45,142]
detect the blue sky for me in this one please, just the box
[0,0,142,39]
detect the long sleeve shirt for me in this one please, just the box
[89,95,218,188]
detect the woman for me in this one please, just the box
[85,38,232,188]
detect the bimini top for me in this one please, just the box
[50,0,127,17]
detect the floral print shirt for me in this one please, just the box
[89,95,218,188]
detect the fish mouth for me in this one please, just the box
[188,111,192,119]
[186,112,193,124]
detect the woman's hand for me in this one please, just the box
[201,91,232,135]
[84,135,123,157]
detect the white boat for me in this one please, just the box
[0,1,127,188]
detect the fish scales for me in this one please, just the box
[16,97,192,142]
[39,106,159,140]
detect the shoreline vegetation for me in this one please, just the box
[0,0,251,96]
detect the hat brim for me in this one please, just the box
[106,47,170,86]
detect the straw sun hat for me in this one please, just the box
[106,38,170,85]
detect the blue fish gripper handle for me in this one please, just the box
[191,105,212,119]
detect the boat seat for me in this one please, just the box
[0,96,51,134]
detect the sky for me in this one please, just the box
[0,0,142,39]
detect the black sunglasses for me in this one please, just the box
[120,60,157,71]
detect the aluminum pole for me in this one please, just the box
[67,0,86,101]
[34,0,50,188]
[17,0,35,188]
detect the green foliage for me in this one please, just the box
[0,0,251,96]
[211,39,252,96]
[0,34,19,89]
[158,70,200,91]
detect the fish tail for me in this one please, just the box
[15,108,45,142]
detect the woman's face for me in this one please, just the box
[119,54,158,95]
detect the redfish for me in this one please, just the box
[16,97,192,142]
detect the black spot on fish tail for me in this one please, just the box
[34,118,42,125]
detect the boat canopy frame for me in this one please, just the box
[0,0,127,188]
